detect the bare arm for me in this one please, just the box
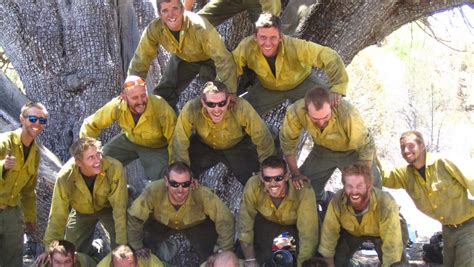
[284,154,310,190]
[240,241,257,267]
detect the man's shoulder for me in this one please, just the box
[180,97,201,117]
[57,158,77,180]
[147,94,174,113]
[235,36,258,50]
[286,99,306,119]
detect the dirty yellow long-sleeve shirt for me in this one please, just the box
[43,156,128,246]
[233,35,348,95]
[318,188,403,267]
[381,153,474,225]
[128,11,237,93]
[170,97,275,164]
[127,180,234,251]
[0,129,40,223]
[80,95,176,148]
[280,99,375,160]
[239,175,318,265]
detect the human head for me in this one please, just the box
[399,130,426,166]
[19,102,49,142]
[48,240,77,267]
[157,0,184,31]
[304,87,332,129]
[121,75,148,115]
[211,251,239,267]
[341,163,373,211]
[69,137,103,176]
[200,81,230,124]
[165,162,193,206]
[111,245,138,267]
[254,13,283,57]
[260,156,289,198]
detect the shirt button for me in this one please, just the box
[433,205,437,209]
[439,216,444,220]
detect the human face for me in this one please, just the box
[343,174,371,212]
[51,252,75,267]
[400,135,425,166]
[121,84,148,115]
[254,26,282,58]
[165,170,192,206]
[112,255,137,267]
[307,102,332,129]
[201,92,229,124]
[158,0,184,32]
[20,106,47,141]
[261,167,289,198]
[76,146,103,177]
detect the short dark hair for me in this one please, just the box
[341,162,374,186]
[304,87,330,110]
[261,155,287,174]
[48,240,76,259]
[165,161,192,179]
[255,13,282,32]
[156,0,182,11]
[400,130,425,146]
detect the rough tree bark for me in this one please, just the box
[0,0,471,264]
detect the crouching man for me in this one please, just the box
[127,162,234,264]
[318,163,404,267]
[238,156,319,266]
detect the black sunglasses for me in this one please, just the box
[27,115,48,125]
[262,174,285,183]
[168,179,192,188]
[205,99,227,108]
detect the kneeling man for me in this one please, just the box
[239,156,318,266]
[318,163,403,267]
[127,162,234,264]
[43,137,128,255]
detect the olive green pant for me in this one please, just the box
[300,145,381,202]
[102,133,168,181]
[245,73,328,116]
[442,218,474,267]
[189,135,260,184]
[143,218,218,262]
[334,223,408,267]
[64,208,116,255]
[0,206,23,267]
[154,56,216,108]
[197,0,263,26]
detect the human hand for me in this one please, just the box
[329,92,341,108]
[135,248,151,259]
[4,149,16,170]
[291,174,310,190]
[35,252,50,267]
[191,179,200,190]
[25,222,37,234]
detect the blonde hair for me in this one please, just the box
[21,102,48,118]
[69,137,102,160]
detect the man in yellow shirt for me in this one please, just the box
[318,163,404,267]
[170,80,275,184]
[233,13,348,115]
[128,0,237,107]
[183,0,280,26]
[41,137,128,258]
[127,162,234,265]
[80,75,176,180]
[0,102,48,267]
[381,131,474,267]
[239,156,318,266]
[280,87,380,201]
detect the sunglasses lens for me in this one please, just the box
[169,180,192,188]
[205,100,227,108]
[205,102,217,108]
[263,175,284,182]
[124,79,145,89]
[28,116,38,123]
[39,118,48,124]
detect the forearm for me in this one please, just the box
[285,154,300,176]
[240,240,256,260]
